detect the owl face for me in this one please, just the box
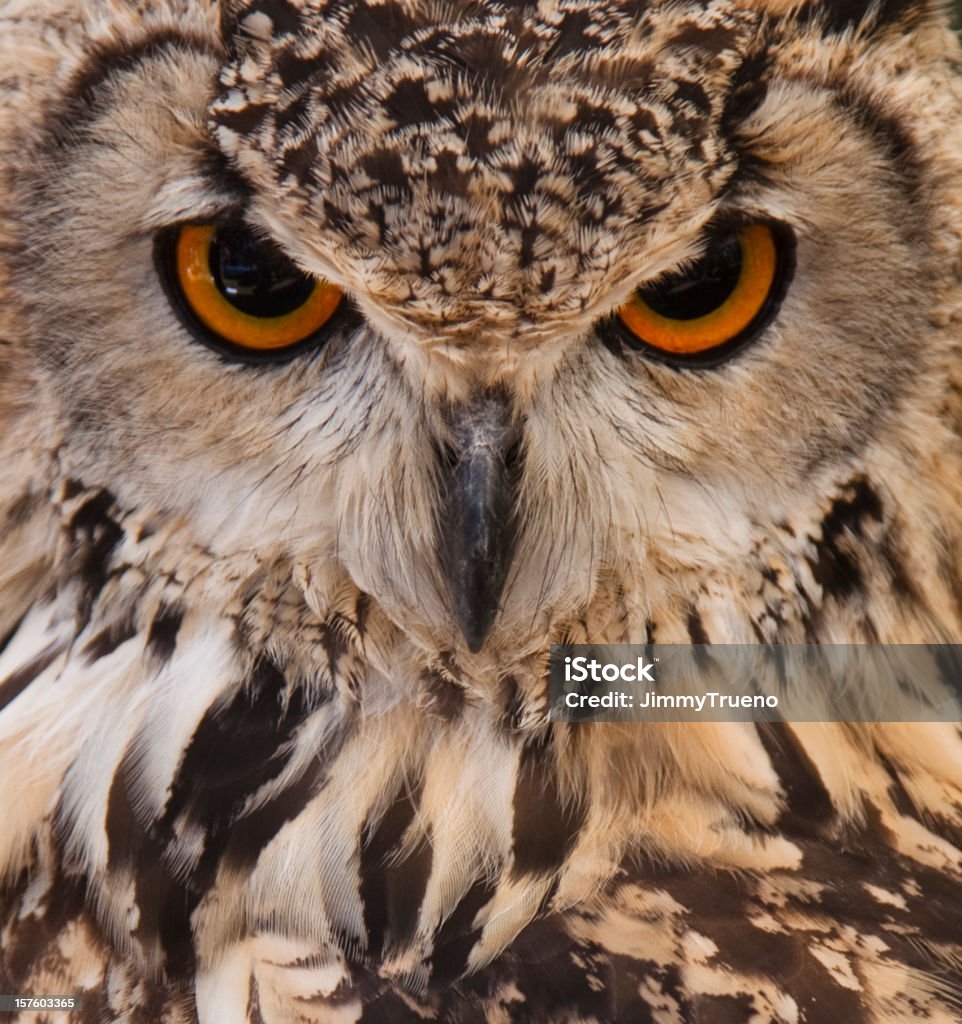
[11,0,956,659]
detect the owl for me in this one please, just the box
[5,0,962,1020]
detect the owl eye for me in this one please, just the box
[157,222,344,359]
[613,223,794,367]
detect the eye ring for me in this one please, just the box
[608,221,796,369]
[155,221,347,362]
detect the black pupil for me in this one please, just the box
[209,225,315,318]
[639,232,743,321]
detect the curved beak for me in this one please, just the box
[438,397,521,653]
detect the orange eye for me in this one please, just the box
[160,223,344,359]
[615,223,792,366]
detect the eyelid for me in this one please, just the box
[144,154,253,232]
[144,196,247,236]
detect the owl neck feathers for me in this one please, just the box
[2,473,962,983]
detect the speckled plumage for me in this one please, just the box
[5,0,962,1021]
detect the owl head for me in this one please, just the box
[6,0,962,676]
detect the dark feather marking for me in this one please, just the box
[101,745,196,972]
[688,994,757,1023]
[356,987,434,1023]
[254,0,303,36]
[756,722,836,834]
[0,611,26,660]
[344,0,419,60]
[686,608,710,645]
[0,853,91,990]
[795,836,962,978]
[421,668,466,721]
[65,489,124,627]
[456,915,633,1021]
[215,711,357,881]
[104,748,146,873]
[131,857,197,976]
[877,530,920,604]
[723,50,770,129]
[41,32,220,155]
[279,135,318,183]
[106,969,188,1024]
[77,998,103,1024]
[360,148,410,192]
[832,82,925,208]
[134,521,156,542]
[498,675,526,734]
[321,622,351,683]
[360,782,432,957]
[216,100,272,134]
[932,644,962,712]
[101,654,325,969]
[81,613,137,663]
[162,657,297,826]
[661,869,871,1024]
[668,21,740,53]
[160,657,314,886]
[4,490,39,527]
[247,972,267,1024]
[354,591,371,635]
[430,876,498,983]
[275,90,310,134]
[542,7,593,60]
[798,0,922,36]
[807,477,882,600]
[876,751,920,821]
[672,78,712,116]
[360,786,418,957]
[270,46,338,94]
[0,642,63,712]
[218,770,321,879]
[306,975,365,1009]
[146,603,183,664]
[511,738,584,878]
[941,538,962,624]
[599,951,669,1022]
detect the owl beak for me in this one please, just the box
[439,399,520,653]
